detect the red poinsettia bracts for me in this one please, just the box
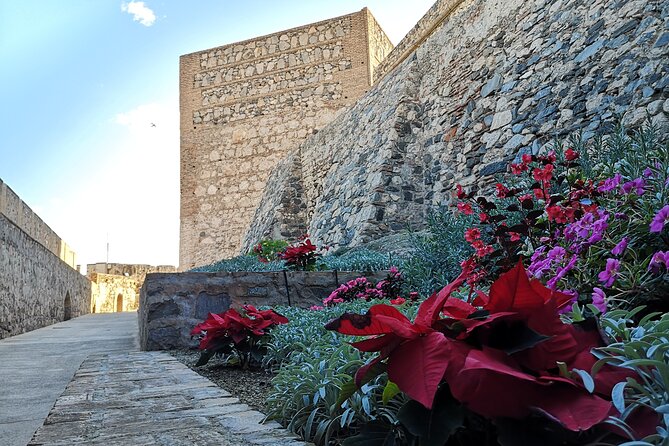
[191,306,288,350]
[326,261,630,432]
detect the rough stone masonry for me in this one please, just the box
[179,8,393,270]
[0,179,90,338]
[181,0,669,269]
[243,0,669,253]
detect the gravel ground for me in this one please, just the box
[169,349,275,413]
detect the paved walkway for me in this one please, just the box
[29,352,307,445]
[1,313,307,446]
[0,313,138,446]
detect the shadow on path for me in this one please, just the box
[0,312,138,446]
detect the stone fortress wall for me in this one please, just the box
[87,263,177,313]
[0,179,90,338]
[0,179,77,268]
[179,8,394,270]
[241,0,669,253]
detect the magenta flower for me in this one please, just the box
[598,258,621,288]
[591,288,607,314]
[546,255,578,290]
[621,178,646,195]
[650,205,669,233]
[643,167,653,178]
[649,251,669,274]
[597,173,622,193]
[611,237,629,256]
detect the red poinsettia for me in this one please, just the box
[191,305,288,350]
[279,236,320,270]
[326,261,631,432]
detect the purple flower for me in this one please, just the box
[621,178,646,196]
[546,255,578,290]
[650,205,669,233]
[547,246,566,261]
[649,251,669,274]
[598,258,620,288]
[591,288,607,314]
[598,174,622,193]
[611,237,629,256]
[643,167,654,178]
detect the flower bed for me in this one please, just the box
[182,122,669,446]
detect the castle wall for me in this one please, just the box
[0,213,90,338]
[0,179,77,268]
[244,0,669,253]
[87,263,177,313]
[179,8,393,270]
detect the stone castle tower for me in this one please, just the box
[179,8,393,270]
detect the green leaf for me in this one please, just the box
[382,381,401,405]
[612,381,627,414]
[335,361,387,408]
[655,404,669,414]
[397,388,464,446]
[572,368,595,393]
[620,359,666,368]
[342,420,401,446]
[195,350,216,366]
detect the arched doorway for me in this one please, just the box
[116,294,123,312]
[64,292,72,321]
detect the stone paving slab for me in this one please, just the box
[0,312,138,446]
[29,352,310,446]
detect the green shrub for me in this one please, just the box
[250,239,289,262]
[591,307,669,444]
[401,210,473,297]
[317,248,399,272]
[189,255,285,272]
[264,301,415,445]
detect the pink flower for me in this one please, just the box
[457,202,474,215]
[532,164,554,183]
[495,183,509,198]
[598,259,620,288]
[650,205,669,233]
[309,305,324,311]
[465,228,481,242]
[591,288,607,314]
[649,251,669,274]
[564,148,579,161]
[611,237,628,256]
[390,297,406,305]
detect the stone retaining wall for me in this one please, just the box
[244,0,669,253]
[139,270,387,350]
[0,214,90,338]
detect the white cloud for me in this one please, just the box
[121,1,156,27]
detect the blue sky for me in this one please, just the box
[0,0,435,270]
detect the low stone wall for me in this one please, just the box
[0,214,90,338]
[139,270,387,350]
